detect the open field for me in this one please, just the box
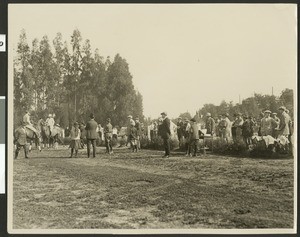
[12,147,294,229]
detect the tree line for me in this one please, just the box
[176,89,294,123]
[14,29,144,128]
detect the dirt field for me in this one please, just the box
[13,147,294,229]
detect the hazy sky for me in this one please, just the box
[9,4,297,119]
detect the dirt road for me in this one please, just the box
[12,147,294,229]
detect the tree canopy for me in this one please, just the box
[14,29,144,128]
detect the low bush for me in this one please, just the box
[141,136,179,151]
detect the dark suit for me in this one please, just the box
[14,126,28,158]
[160,117,171,156]
[85,119,98,157]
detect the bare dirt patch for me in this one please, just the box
[12,147,294,229]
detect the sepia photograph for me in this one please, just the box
[7,3,297,234]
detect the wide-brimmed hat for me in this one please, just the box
[190,118,196,122]
[206,112,211,117]
[264,110,272,114]
[161,111,167,116]
[127,115,133,119]
[178,117,182,120]
[279,106,286,111]
[272,112,277,115]
[48,114,52,117]
[135,117,139,120]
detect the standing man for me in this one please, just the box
[37,116,44,132]
[232,113,244,142]
[276,106,292,154]
[126,115,135,147]
[160,112,171,158]
[14,122,29,159]
[85,113,98,158]
[205,113,215,136]
[276,106,291,137]
[47,114,55,136]
[176,117,184,148]
[135,117,141,150]
[183,118,191,156]
[219,114,230,143]
[272,112,280,138]
[104,118,113,154]
[260,110,277,136]
[189,118,199,157]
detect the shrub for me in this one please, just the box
[141,136,179,151]
[209,137,229,153]
[63,137,71,145]
[118,136,128,147]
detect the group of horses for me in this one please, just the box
[19,124,64,152]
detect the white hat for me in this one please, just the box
[48,114,52,117]
[127,115,133,119]
[206,112,211,117]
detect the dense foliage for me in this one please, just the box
[197,89,294,120]
[14,29,144,128]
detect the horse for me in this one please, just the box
[14,126,42,152]
[41,125,64,149]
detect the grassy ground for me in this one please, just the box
[13,146,294,229]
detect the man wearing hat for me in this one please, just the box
[231,113,244,142]
[22,111,40,136]
[134,117,142,150]
[271,112,280,137]
[14,122,29,159]
[276,106,291,137]
[23,111,32,126]
[46,114,55,135]
[85,113,98,158]
[219,114,230,142]
[260,110,277,136]
[126,115,135,147]
[160,112,171,158]
[205,113,215,136]
[189,118,199,157]
[176,117,184,148]
[104,118,113,154]
[183,118,191,155]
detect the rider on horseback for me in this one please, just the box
[23,111,38,135]
[45,114,55,136]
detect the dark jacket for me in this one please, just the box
[85,119,98,139]
[189,123,199,140]
[242,120,254,137]
[205,117,215,134]
[14,127,27,146]
[160,117,171,139]
[130,126,138,140]
[135,121,141,136]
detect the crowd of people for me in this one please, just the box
[14,105,293,159]
[67,113,145,158]
[175,106,293,156]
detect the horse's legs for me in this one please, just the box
[28,140,32,152]
[36,137,41,152]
